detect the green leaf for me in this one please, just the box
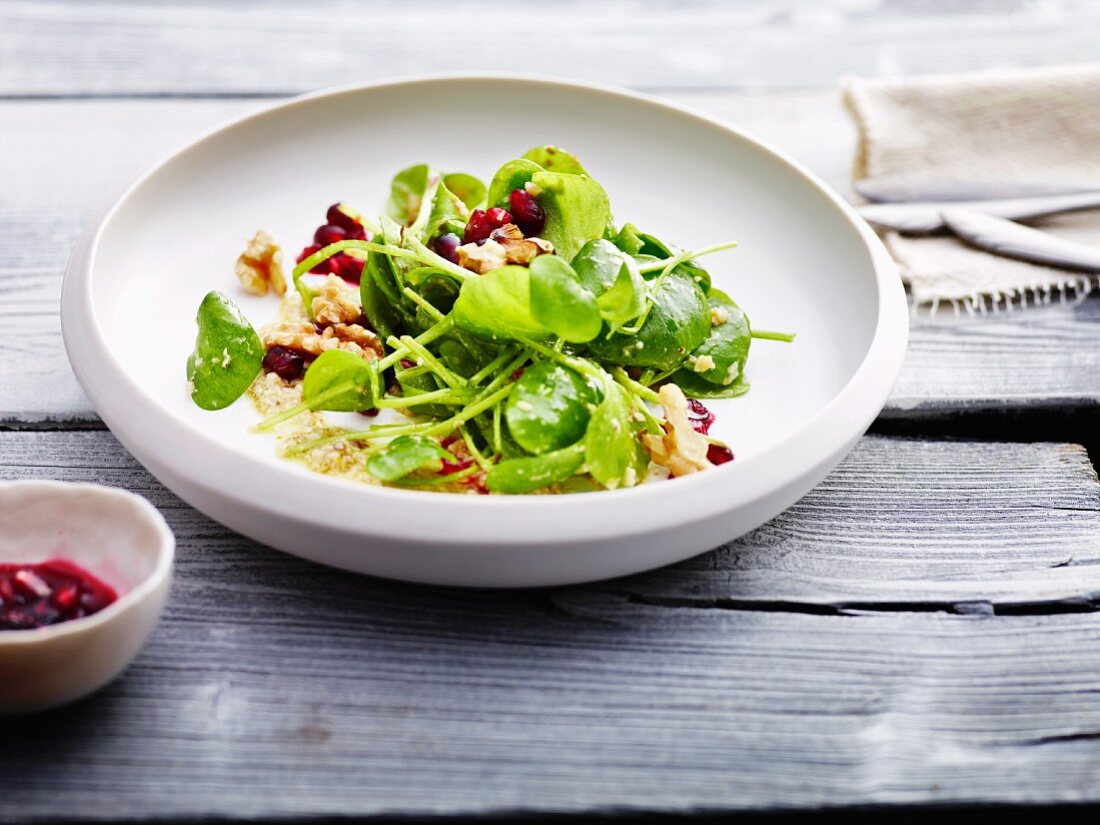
[385,164,431,226]
[619,226,711,291]
[360,259,403,341]
[443,173,487,212]
[486,158,544,209]
[572,239,646,329]
[530,170,611,261]
[669,369,751,399]
[365,435,451,482]
[584,381,646,490]
[528,255,602,343]
[427,178,470,238]
[186,291,264,411]
[504,361,599,455]
[612,223,645,256]
[486,443,586,494]
[301,350,374,412]
[585,273,710,371]
[522,145,588,175]
[685,291,751,387]
[452,265,548,342]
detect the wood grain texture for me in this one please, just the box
[2,431,1100,819]
[2,0,1099,96]
[3,96,1099,424]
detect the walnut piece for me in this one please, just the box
[261,320,383,361]
[455,224,555,273]
[641,383,713,477]
[311,275,362,326]
[236,230,286,296]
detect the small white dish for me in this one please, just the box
[61,74,907,587]
[0,481,174,714]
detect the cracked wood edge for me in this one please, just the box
[2,98,1099,424]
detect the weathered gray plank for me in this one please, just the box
[3,97,1100,424]
[3,431,1100,614]
[1,430,1100,818]
[2,0,1099,96]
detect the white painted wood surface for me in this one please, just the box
[2,1,1100,818]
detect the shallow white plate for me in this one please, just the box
[62,75,907,587]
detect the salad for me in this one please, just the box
[186,146,792,494]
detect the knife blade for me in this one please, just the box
[855,178,1097,204]
[858,190,1100,234]
[941,208,1100,272]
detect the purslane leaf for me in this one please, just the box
[302,350,375,412]
[186,291,264,411]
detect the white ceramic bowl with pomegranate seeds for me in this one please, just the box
[0,481,174,714]
[61,74,907,588]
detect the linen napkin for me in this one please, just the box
[843,64,1100,312]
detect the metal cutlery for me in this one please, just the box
[940,208,1100,272]
[857,190,1100,234]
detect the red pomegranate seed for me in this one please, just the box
[509,188,546,236]
[707,443,734,465]
[486,206,512,225]
[463,208,513,244]
[1,561,117,631]
[686,398,715,435]
[326,203,361,234]
[441,457,474,475]
[314,224,347,246]
[262,346,305,381]
[463,210,494,244]
[297,243,334,274]
[434,233,461,264]
[329,253,364,284]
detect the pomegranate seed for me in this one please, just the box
[262,346,305,381]
[463,208,513,244]
[486,206,512,225]
[330,253,364,284]
[314,224,347,246]
[686,398,715,435]
[463,210,494,244]
[509,188,546,236]
[400,359,416,369]
[52,583,79,611]
[13,569,51,600]
[297,243,333,274]
[707,444,734,466]
[0,561,117,631]
[434,233,462,264]
[441,457,474,475]
[326,203,361,234]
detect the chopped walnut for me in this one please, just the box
[262,320,383,361]
[456,239,508,274]
[236,230,286,296]
[641,384,713,477]
[455,224,554,273]
[311,275,362,326]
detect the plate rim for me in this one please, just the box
[61,72,907,552]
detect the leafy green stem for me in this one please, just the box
[750,329,797,343]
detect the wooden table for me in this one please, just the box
[3,2,1100,820]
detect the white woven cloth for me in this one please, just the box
[843,65,1100,311]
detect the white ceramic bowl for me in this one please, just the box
[61,74,907,587]
[0,482,174,714]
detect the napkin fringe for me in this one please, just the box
[920,275,1097,317]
